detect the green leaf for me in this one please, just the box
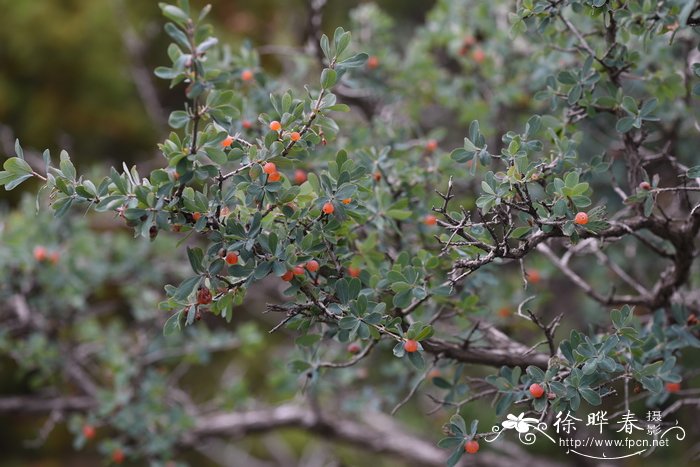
[4,157,32,175]
[160,4,189,25]
[320,68,337,89]
[163,310,183,336]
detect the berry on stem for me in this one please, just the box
[192,212,202,222]
[424,214,437,226]
[294,169,307,184]
[665,382,681,393]
[281,270,295,281]
[472,47,485,64]
[465,440,479,454]
[529,383,545,398]
[347,266,361,278]
[82,425,96,440]
[305,260,319,272]
[322,202,335,214]
[197,287,212,305]
[367,55,379,69]
[241,69,254,81]
[221,135,235,148]
[33,246,47,261]
[112,449,125,464]
[225,251,239,265]
[292,266,305,276]
[263,162,277,175]
[268,172,281,182]
[269,120,282,132]
[574,212,589,225]
[639,181,651,190]
[347,343,361,354]
[242,120,252,129]
[290,131,301,142]
[426,139,438,152]
[404,339,419,353]
[342,198,352,204]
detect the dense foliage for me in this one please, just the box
[2,0,700,465]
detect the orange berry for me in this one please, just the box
[305,260,320,272]
[269,120,282,132]
[221,135,235,148]
[192,212,202,222]
[342,198,352,205]
[197,287,212,305]
[294,169,307,185]
[263,162,277,175]
[347,266,361,278]
[498,307,510,318]
[528,269,541,284]
[373,171,382,182]
[639,181,651,190]
[33,246,47,261]
[427,369,441,380]
[292,266,305,276]
[225,251,239,265]
[268,171,281,182]
[241,69,254,81]
[347,342,361,354]
[281,270,294,281]
[426,139,438,152]
[404,339,419,353]
[529,383,545,398]
[112,449,125,464]
[242,120,252,129]
[367,55,379,69]
[472,47,485,64]
[322,202,335,214]
[465,440,479,454]
[424,214,437,226]
[574,212,589,225]
[82,425,96,440]
[290,131,301,142]
[666,382,681,393]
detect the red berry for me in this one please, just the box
[426,139,438,152]
[665,382,681,393]
[294,169,307,184]
[305,260,320,272]
[268,171,281,182]
[342,198,352,204]
[33,246,47,261]
[404,339,419,353]
[269,120,282,132]
[281,270,294,281]
[347,266,361,278]
[242,120,252,129]
[367,55,379,69]
[347,343,361,354]
[498,307,510,318]
[241,69,254,81]
[529,383,545,398]
[472,47,485,64]
[197,287,212,305]
[574,212,589,225]
[290,131,301,142]
[424,214,437,226]
[465,440,479,454]
[112,449,125,464]
[640,181,651,190]
[292,266,305,276]
[225,251,239,265]
[373,171,382,182]
[322,202,335,214]
[221,135,235,148]
[528,269,541,284]
[82,425,96,440]
[192,212,202,222]
[263,162,277,175]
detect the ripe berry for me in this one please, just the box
[342,198,352,204]
[242,120,252,129]
[348,266,361,278]
[373,171,382,182]
[221,135,235,148]
[687,314,698,325]
[268,171,281,182]
[498,307,510,318]
[404,339,419,353]
[290,131,301,142]
[33,246,47,261]
[472,47,485,64]
[112,449,125,464]
[197,287,212,305]
[82,425,96,440]
[263,162,277,175]
[665,382,681,393]
[347,343,361,354]
[465,440,479,454]
[241,69,254,81]
[281,270,294,281]
[367,55,379,69]
[292,266,305,276]
[192,212,202,222]
[427,369,441,380]
[574,212,589,225]
[529,383,545,398]
[269,120,282,132]
[528,269,541,284]
[639,181,651,190]
[305,260,320,272]
[426,139,438,152]
[294,169,307,184]
[322,202,335,214]
[225,251,239,265]
[424,214,437,226]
